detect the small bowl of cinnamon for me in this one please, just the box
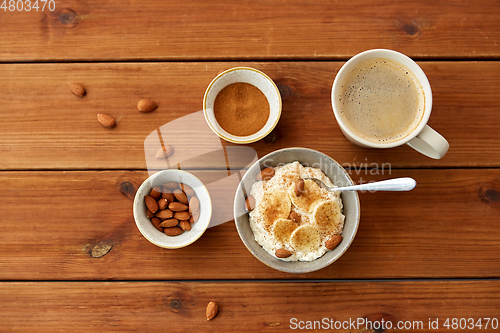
[203,67,282,144]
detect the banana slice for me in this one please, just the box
[313,200,345,235]
[289,179,325,212]
[290,225,321,252]
[258,189,291,227]
[272,218,298,244]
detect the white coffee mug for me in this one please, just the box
[331,49,449,159]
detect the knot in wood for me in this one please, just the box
[402,23,420,36]
[266,322,281,327]
[170,299,181,309]
[264,131,277,143]
[485,189,500,202]
[58,8,79,27]
[120,181,135,194]
[276,83,293,99]
[89,240,113,258]
[479,186,500,206]
[118,181,136,200]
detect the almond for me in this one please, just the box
[144,195,158,213]
[206,301,219,321]
[180,220,191,231]
[192,209,200,223]
[289,211,301,224]
[294,178,305,197]
[158,198,169,210]
[180,183,195,197]
[257,167,275,181]
[160,218,179,228]
[150,186,162,200]
[245,195,256,211]
[137,98,157,112]
[169,202,188,212]
[151,217,163,232]
[97,113,116,128]
[275,248,293,258]
[173,189,189,205]
[163,182,179,190]
[174,211,190,221]
[325,235,343,251]
[189,216,194,224]
[146,210,155,218]
[189,196,200,215]
[162,189,176,203]
[155,145,174,159]
[155,209,173,220]
[164,226,184,236]
[68,83,86,97]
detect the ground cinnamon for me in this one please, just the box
[213,82,270,136]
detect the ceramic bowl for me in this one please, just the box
[233,148,360,273]
[133,169,212,249]
[203,67,282,144]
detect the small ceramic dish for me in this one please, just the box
[133,169,212,249]
[203,67,282,144]
[233,147,360,273]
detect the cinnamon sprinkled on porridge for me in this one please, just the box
[249,162,345,261]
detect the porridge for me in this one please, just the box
[248,161,345,261]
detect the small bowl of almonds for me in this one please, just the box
[133,169,212,249]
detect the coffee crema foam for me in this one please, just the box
[338,58,425,143]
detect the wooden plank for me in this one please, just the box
[0,0,498,61]
[0,281,499,332]
[0,168,499,280]
[0,61,499,170]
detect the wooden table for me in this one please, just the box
[1,1,499,331]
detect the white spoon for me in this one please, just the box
[303,177,416,192]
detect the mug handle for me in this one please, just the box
[406,125,449,159]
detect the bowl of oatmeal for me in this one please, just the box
[233,148,360,273]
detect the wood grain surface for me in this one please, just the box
[0,61,499,170]
[1,0,498,331]
[0,0,498,61]
[1,281,499,332]
[1,168,498,280]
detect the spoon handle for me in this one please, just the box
[338,177,416,192]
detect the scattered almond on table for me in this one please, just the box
[144,181,200,236]
[206,301,219,320]
[97,113,116,128]
[68,84,162,128]
[68,83,86,97]
[155,145,174,159]
[137,98,158,112]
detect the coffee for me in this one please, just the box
[338,58,425,143]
